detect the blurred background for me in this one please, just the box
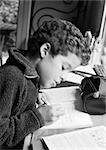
[0,0,19,64]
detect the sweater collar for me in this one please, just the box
[7,48,39,79]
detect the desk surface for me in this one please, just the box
[31,85,106,150]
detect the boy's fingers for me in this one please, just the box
[38,92,49,105]
[93,91,99,98]
[38,92,48,105]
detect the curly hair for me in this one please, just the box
[28,18,91,65]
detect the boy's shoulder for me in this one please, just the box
[0,64,24,81]
[1,64,21,73]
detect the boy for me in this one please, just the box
[0,18,91,149]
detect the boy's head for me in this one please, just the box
[28,18,91,65]
[27,18,91,88]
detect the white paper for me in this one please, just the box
[43,126,106,150]
[74,65,96,75]
[61,72,84,84]
[61,65,96,84]
[40,86,93,131]
[42,106,93,130]
[40,86,81,104]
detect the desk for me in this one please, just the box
[30,85,106,150]
[31,115,106,150]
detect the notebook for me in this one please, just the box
[42,125,106,150]
[61,65,96,84]
[39,86,93,134]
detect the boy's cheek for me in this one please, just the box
[40,79,51,89]
[41,80,57,89]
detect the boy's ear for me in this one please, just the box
[40,43,51,58]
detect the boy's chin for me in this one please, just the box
[40,84,51,89]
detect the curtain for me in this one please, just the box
[76,0,105,36]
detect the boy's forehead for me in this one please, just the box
[64,51,81,60]
[62,52,82,67]
[56,52,81,64]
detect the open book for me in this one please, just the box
[42,125,106,150]
[39,86,93,134]
[74,64,96,75]
[61,65,96,84]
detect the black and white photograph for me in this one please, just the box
[0,0,106,150]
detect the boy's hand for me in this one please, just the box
[93,91,99,98]
[37,104,64,125]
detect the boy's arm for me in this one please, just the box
[0,69,44,147]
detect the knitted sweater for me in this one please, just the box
[0,49,44,149]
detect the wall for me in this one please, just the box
[16,0,105,50]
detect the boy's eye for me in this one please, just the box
[62,66,65,70]
[62,63,72,71]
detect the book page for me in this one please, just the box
[74,64,96,75]
[61,72,84,84]
[40,86,81,104]
[43,126,106,150]
[42,105,93,130]
[61,65,96,84]
[39,86,93,131]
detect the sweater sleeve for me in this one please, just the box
[0,67,44,147]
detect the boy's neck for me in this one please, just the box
[26,55,40,68]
